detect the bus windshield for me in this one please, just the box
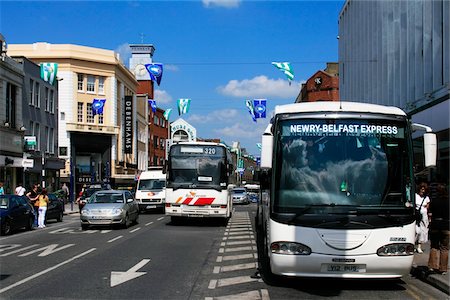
[274,118,412,213]
[167,145,227,190]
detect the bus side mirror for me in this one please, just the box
[423,132,437,167]
[260,134,273,168]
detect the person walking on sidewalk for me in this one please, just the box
[428,183,449,275]
[415,182,431,254]
[15,183,26,196]
[37,189,49,228]
[26,184,40,227]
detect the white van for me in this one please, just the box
[135,167,166,213]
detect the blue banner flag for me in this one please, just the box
[253,99,267,119]
[92,99,106,115]
[148,99,157,113]
[145,63,164,86]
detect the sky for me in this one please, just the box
[1,0,344,157]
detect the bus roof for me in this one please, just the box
[173,141,228,148]
[274,101,407,117]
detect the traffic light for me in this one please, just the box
[5,157,14,165]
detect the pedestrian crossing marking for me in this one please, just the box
[205,289,269,300]
[208,275,259,289]
[213,262,257,273]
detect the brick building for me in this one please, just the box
[296,62,339,103]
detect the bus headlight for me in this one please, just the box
[271,242,311,255]
[377,243,414,256]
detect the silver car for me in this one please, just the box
[232,188,249,205]
[80,190,139,230]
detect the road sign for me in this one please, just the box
[22,159,34,168]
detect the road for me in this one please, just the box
[0,205,447,300]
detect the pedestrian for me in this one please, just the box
[15,183,26,196]
[37,188,49,228]
[26,184,40,227]
[427,183,449,275]
[415,182,431,254]
[61,183,69,202]
[0,182,4,195]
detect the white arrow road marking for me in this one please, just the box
[110,259,150,287]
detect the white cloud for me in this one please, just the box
[115,43,131,67]
[164,64,179,72]
[188,109,239,124]
[218,75,302,99]
[154,90,172,104]
[202,0,241,8]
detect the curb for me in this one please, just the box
[411,265,449,295]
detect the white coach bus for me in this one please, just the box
[165,141,235,222]
[256,101,437,282]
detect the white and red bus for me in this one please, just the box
[165,142,235,222]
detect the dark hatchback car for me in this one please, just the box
[0,195,35,235]
[46,193,64,223]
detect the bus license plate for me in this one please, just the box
[326,264,364,273]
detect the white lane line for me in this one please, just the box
[130,227,141,233]
[0,248,97,294]
[145,221,154,226]
[0,244,39,257]
[157,217,164,221]
[215,262,257,273]
[224,246,256,252]
[215,275,259,288]
[261,289,270,300]
[221,253,256,261]
[208,279,217,289]
[108,236,123,243]
[226,235,254,240]
[223,240,255,246]
[226,231,253,236]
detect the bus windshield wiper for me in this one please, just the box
[287,204,338,223]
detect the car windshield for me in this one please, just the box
[233,189,246,194]
[0,197,9,209]
[138,179,165,190]
[89,193,124,204]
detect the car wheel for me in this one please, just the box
[26,216,34,231]
[57,211,63,222]
[2,220,11,235]
[123,214,129,228]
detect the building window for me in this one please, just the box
[77,102,84,122]
[59,147,68,156]
[49,128,54,154]
[160,138,165,149]
[35,123,40,151]
[5,83,17,128]
[153,115,159,126]
[86,103,94,123]
[153,136,158,148]
[29,79,34,105]
[98,76,105,94]
[153,155,158,166]
[35,82,40,107]
[45,87,50,112]
[45,126,50,152]
[78,74,84,91]
[87,75,95,92]
[98,114,104,124]
[49,89,54,113]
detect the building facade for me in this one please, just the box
[338,0,449,183]
[149,107,169,166]
[0,36,25,194]
[296,62,339,102]
[13,57,64,191]
[8,42,141,199]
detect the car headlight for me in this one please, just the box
[377,243,414,256]
[271,241,311,255]
[81,209,90,216]
[112,208,123,215]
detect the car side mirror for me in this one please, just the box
[127,198,134,203]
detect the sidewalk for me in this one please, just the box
[63,202,79,215]
[411,241,449,295]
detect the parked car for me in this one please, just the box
[0,195,35,235]
[77,183,112,211]
[80,190,139,230]
[231,187,249,205]
[46,193,64,223]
